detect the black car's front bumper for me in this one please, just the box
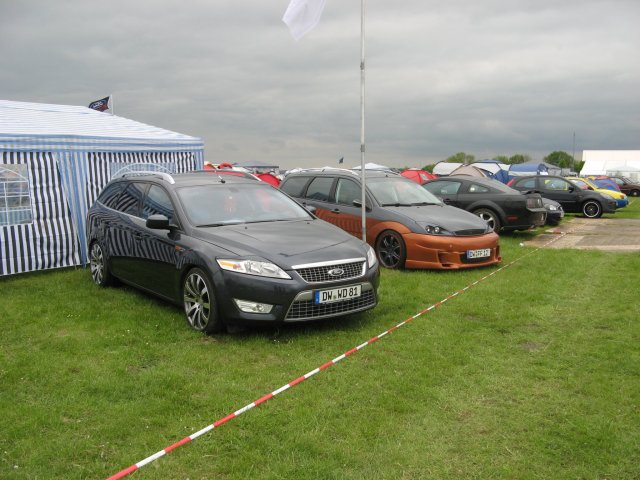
[210,262,380,325]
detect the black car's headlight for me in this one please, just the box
[366,244,377,268]
[217,259,291,279]
[545,204,558,211]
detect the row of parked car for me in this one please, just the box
[86,166,629,334]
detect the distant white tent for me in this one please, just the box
[581,150,640,180]
[0,99,204,276]
[432,162,462,176]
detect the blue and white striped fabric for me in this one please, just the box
[0,100,205,276]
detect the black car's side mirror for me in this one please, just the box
[146,214,171,230]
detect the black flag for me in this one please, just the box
[88,96,110,112]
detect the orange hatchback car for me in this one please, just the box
[280,169,501,270]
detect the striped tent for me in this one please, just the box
[0,99,204,276]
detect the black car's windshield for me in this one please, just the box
[368,178,442,206]
[178,183,312,227]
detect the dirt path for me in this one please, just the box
[524,217,640,252]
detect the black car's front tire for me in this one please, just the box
[89,241,113,287]
[582,200,602,218]
[375,230,406,269]
[182,268,223,333]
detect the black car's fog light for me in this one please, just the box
[234,299,274,314]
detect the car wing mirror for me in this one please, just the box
[146,214,171,230]
[352,199,371,211]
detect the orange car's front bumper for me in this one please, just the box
[402,232,501,270]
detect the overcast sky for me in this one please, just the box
[1,0,639,170]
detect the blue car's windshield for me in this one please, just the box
[178,183,312,227]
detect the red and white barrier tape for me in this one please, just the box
[106,229,569,479]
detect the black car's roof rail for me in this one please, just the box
[114,171,176,184]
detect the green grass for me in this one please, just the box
[1,201,639,479]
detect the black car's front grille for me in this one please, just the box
[454,229,487,236]
[295,261,365,283]
[285,289,376,321]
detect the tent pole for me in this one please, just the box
[360,0,366,243]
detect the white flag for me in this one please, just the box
[282,0,327,41]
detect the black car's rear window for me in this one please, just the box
[280,176,311,197]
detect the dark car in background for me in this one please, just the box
[542,197,564,226]
[607,176,640,197]
[86,172,379,333]
[280,169,501,270]
[509,175,617,218]
[422,176,547,232]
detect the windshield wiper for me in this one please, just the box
[196,221,244,227]
[380,202,412,207]
[411,202,440,206]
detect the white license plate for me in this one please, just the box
[467,248,491,259]
[314,285,362,304]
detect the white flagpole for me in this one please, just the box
[110,94,114,115]
[360,0,366,242]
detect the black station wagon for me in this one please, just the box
[86,171,379,333]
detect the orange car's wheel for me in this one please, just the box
[375,230,406,269]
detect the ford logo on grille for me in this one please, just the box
[327,268,345,277]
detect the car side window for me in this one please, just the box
[335,178,361,206]
[543,178,570,191]
[97,182,124,209]
[280,176,310,197]
[114,182,146,217]
[468,183,490,194]
[517,178,536,189]
[305,177,334,202]
[425,180,460,196]
[143,185,174,223]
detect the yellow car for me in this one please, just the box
[566,177,628,209]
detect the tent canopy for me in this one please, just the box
[1,99,204,276]
[508,161,562,177]
[432,162,462,176]
[400,169,436,185]
[233,160,280,171]
[581,150,640,179]
[449,164,492,178]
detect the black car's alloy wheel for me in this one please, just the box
[89,242,112,287]
[582,200,602,218]
[375,230,406,269]
[474,208,501,232]
[183,268,222,333]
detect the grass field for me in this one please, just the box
[1,200,639,479]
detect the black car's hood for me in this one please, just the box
[194,219,367,268]
[385,204,490,232]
